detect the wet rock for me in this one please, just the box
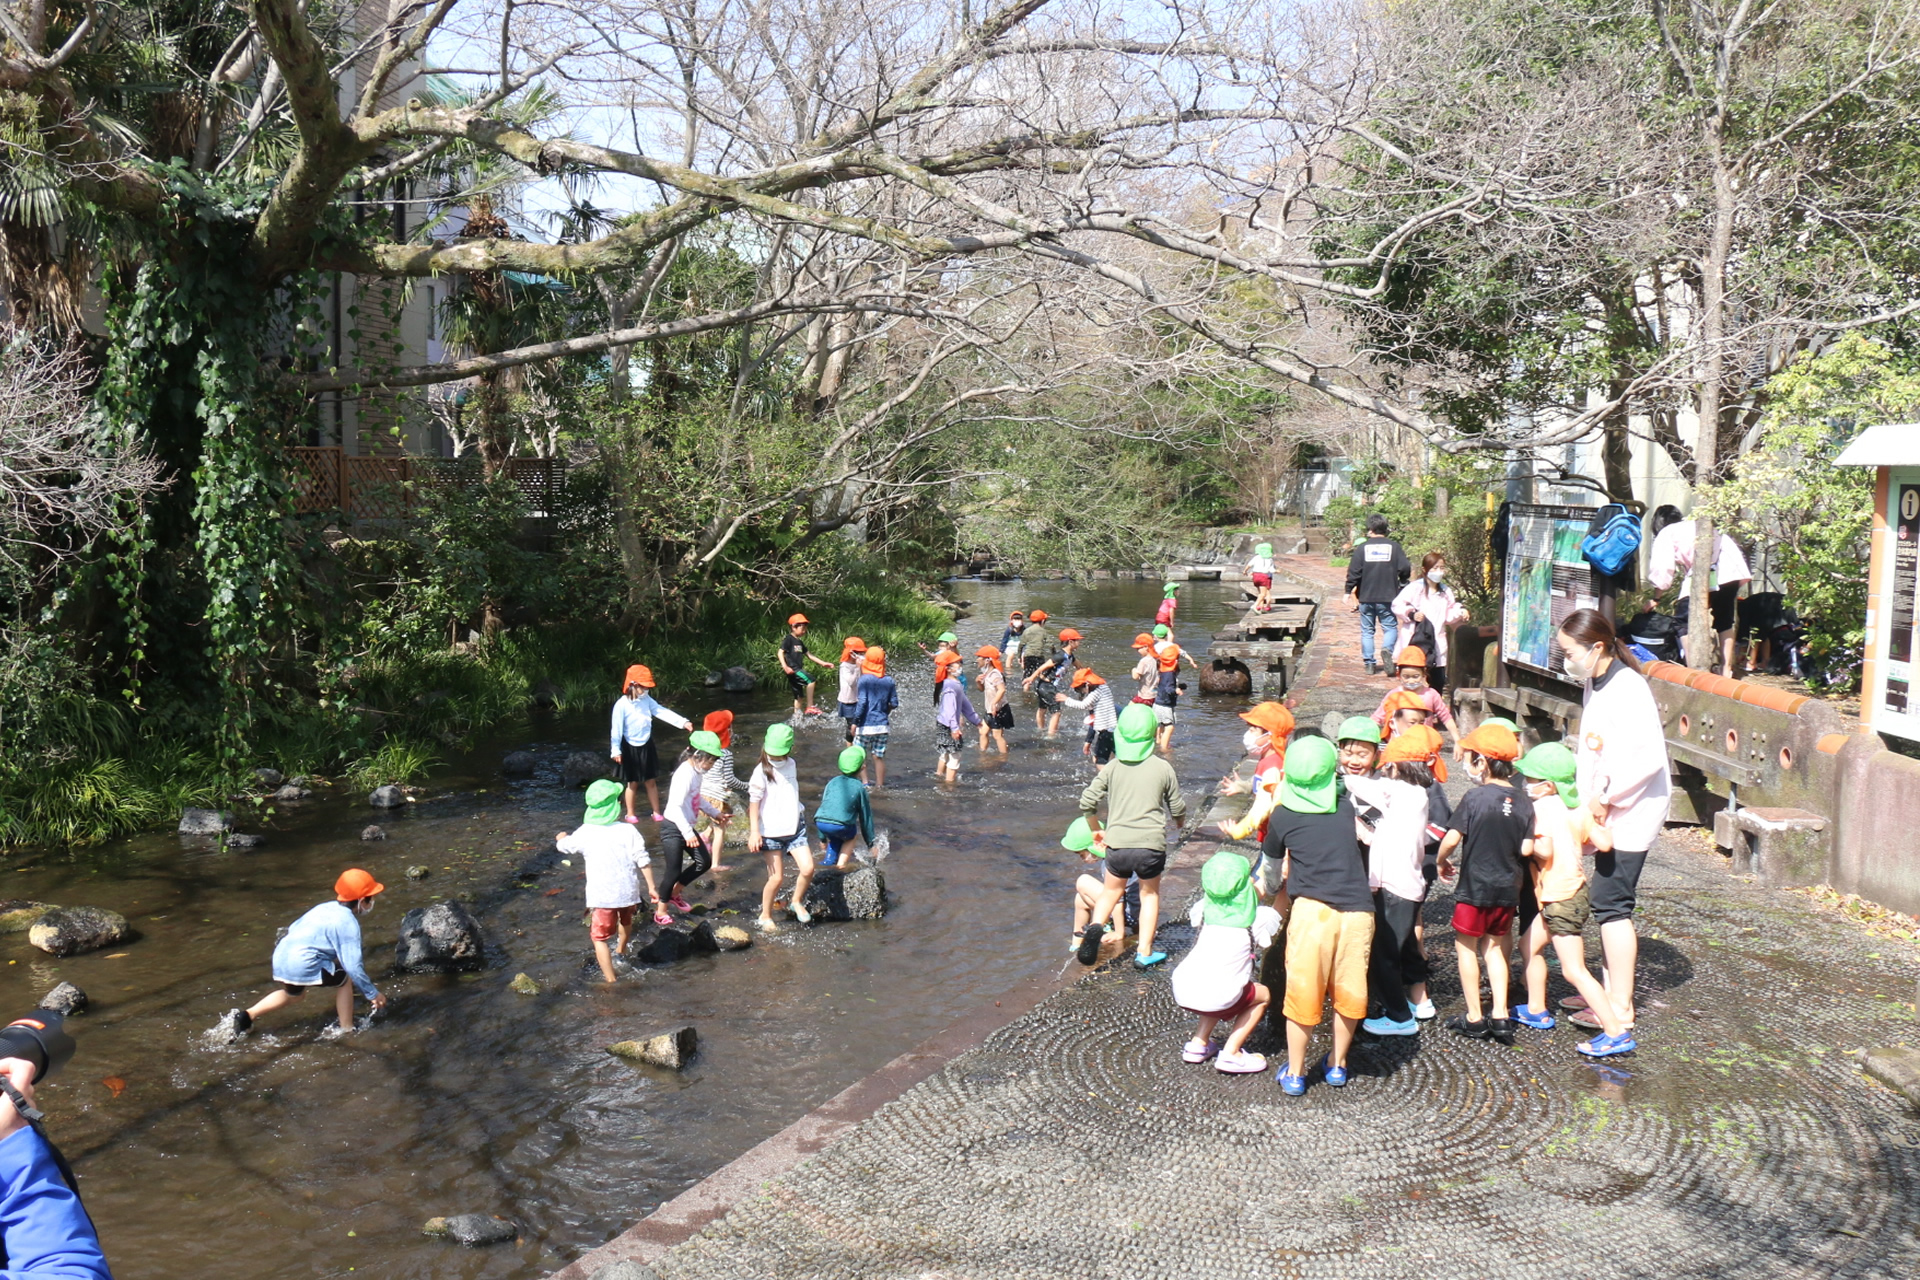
[636,927,692,965]
[702,670,724,687]
[178,808,233,835]
[38,982,86,1016]
[394,900,488,972]
[803,865,887,921]
[253,768,284,788]
[0,902,54,933]
[368,784,406,808]
[405,865,430,879]
[1863,1046,1920,1110]
[29,907,131,957]
[712,924,753,951]
[361,824,387,841]
[608,1026,698,1070]
[422,1214,517,1246]
[225,832,265,849]
[289,775,314,788]
[1198,660,1252,695]
[560,752,611,788]
[686,920,721,954]
[501,750,536,777]
[272,784,312,803]
[589,1262,662,1280]
[530,680,562,710]
[720,665,757,693]
[509,972,540,995]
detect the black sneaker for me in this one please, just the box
[1445,1014,1489,1040]
[217,1008,252,1039]
[1488,1017,1516,1046]
[1075,922,1106,966]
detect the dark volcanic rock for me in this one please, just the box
[1198,660,1252,695]
[560,752,611,788]
[719,665,758,693]
[635,927,692,965]
[178,808,232,835]
[501,750,537,777]
[38,982,86,1015]
[686,920,721,954]
[361,824,388,841]
[394,900,488,972]
[368,784,406,808]
[225,832,266,849]
[803,865,887,921]
[29,907,131,957]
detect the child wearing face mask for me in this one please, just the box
[1370,648,1456,745]
[1393,553,1470,692]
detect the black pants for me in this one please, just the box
[660,824,711,892]
[1367,889,1429,1023]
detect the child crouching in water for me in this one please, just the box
[1062,817,1125,953]
[814,744,874,870]
[1514,743,1635,1057]
[560,778,668,982]
[1170,850,1278,1074]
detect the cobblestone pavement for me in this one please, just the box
[641,570,1920,1280]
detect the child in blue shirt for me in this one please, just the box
[815,745,876,868]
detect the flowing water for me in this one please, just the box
[3,579,1259,1279]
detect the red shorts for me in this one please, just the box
[590,905,636,941]
[1452,902,1516,939]
[1252,573,1273,588]
[1181,981,1262,1020]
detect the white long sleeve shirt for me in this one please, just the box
[748,757,805,838]
[1575,662,1672,851]
[1344,774,1431,901]
[665,759,722,839]
[557,822,650,908]
[1647,520,1752,592]
[609,693,691,752]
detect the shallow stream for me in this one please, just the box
[3,579,1258,1280]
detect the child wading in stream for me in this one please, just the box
[1061,666,1117,763]
[609,664,692,822]
[222,869,390,1035]
[814,744,875,869]
[1025,627,1081,736]
[850,646,898,788]
[558,779,669,981]
[1171,851,1279,1074]
[936,658,981,781]
[697,709,748,871]
[660,731,728,912]
[780,613,835,718]
[749,723,816,931]
[1077,703,1186,969]
[975,646,1012,752]
[835,637,868,743]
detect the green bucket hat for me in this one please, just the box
[764,722,795,756]
[583,778,624,825]
[1255,542,1273,557]
[1279,737,1340,814]
[1200,851,1257,928]
[1060,816,1097,852]
[689,730,723,757]
[937,631,958,644]
[1152,623,1170,639]
[1115,702,1158,763]
[1518,742,1581,808]
[1483,717,1521,734]
[838,743,867,774]
[1163,582,1180,597]
[1336,716,1382,746]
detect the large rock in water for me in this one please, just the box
[422,1214,517,1246]
[635,926,693,965]
[394,900,488,972]
[712,924,753,951]
[501,750,536,777]
[368,785,406,808]
[719,665,757,693]
[1198,660,1252,695]
[803,866,887,921]
[608,1026,698,1070]
[29,907,130,957]
[560,752,610,788]
[178,808,232,835]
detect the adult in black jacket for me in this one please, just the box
[1344,514,1411,674]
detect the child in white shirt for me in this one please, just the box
[557,778,665,982]
[1170,851,1279,1074]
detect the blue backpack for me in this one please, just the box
[1580,505,1642,576]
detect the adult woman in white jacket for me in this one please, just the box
[1391,552,1470,690]
[1556,608,1672,1032]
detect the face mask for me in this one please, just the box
[1428,568,1445,583]
[1242,728,1265,753]
[1563,643,1597,681]
[1401,671,1424,690]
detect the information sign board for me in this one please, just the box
[1501,502,1601,678]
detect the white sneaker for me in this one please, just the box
[790,899,813,924]
[1412,999,1437,1021]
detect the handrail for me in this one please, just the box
[1642,660,1810,716]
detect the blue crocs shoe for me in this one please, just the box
[1133,951,1168,969]
[1576,1031,1638,1058]
[1276,1069,1308,1096]
[1513,1005,1557,1031]
[1362,1015,1420,1037]
[1318,1054,1348,1087]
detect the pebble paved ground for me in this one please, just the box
[640,562,1920,1279]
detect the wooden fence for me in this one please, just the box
[289,448,561,521]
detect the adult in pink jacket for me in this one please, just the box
[1557,608,1671,1033]
[1391,552,1470,690]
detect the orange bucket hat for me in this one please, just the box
[1392,646,1428,669]
[974,645,1003,669]
[1385,723,1447,781]
[839,636,867,663]
[1057,627,1083,642]
[702,708,733,750]
[1029,610,1049,623]
[623,663,655,690]
[1383,689,1429,717]
[335,868,385,902]
[1460,723,1520,761]
[1239,702,1296,739]
[1071,667,1104,688]
[787,613,809,626]
[861,647,886,676]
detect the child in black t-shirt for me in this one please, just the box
[1436,723,1533,1045]
[780,614,834,718]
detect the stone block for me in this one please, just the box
[1862,1046,1920,1110]
[1728,806,1828,886]
[609,1026,698,1070]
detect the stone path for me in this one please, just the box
[617,560,1920,1280]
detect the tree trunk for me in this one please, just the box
[1601,405,1634,503]
[1688,152,1737,671]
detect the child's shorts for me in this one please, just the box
[935,732,963,762]
[590,905,637,941]
[1540,884,1592,936]
[1090,729,1115,764]
[787,671,810,698]
[760,831,810,858]
[990,704,1015,730]
[1152,703,1176,726]
[837,701,858,720]
[1283,898,1374,1025]
[1036,684,1059,710]
[860,731,889,757]
[1452,901,1516,939]
[1181,981,1262,1021]
[277,968,347,995]
[815,818,857,865]
[1251,572,1273,589]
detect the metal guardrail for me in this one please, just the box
[288,448,561,520]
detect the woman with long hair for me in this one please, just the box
[1391,552,1470,691]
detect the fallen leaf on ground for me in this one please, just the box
[101,1077,126,1098]
[544,888,563,897]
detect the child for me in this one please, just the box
[1217,702,1295,842]
[1378,690,1430,741]
[814,744,875,870]
[1151,624,1198,751]
[1352,734,1439,1036]
[850,646,898,788]
[1261,737,1376,1095]
[222,869,390,1035]
[1026,627,1082,735]
[926,631,962,702]
[975,645,1012,752]
[1435,724,1533,1045]
[999,610,1027,656]
[1077,703,1187,968]
[609,664,692,822]
[1369,647,1456,743]
[1514,743,1635,1057]
[1062,817,1124,952]
[562,779,670,981]
[1248,542,1276,613]
[780,613,835,718]
[1171,851,1279,1074]
[660,730,728,912]
[748,723,816,931]
[1129,633,1159,706]
[697,709,747,871]
[1335,715,1381,779]
[1156,581,1180,628]
[1062,667,1117,763]
[935,659,981,781]
[835,637,868,743]
[1390,721,1451,1015]
[1020,610,1055,682]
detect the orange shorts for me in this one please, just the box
[590,905,636,941]
[1282,897,1375,1025]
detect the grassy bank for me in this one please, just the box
[0,576,951,848]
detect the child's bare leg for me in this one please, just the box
[789,846,816,912]
[623,781,641,819]
[334,981,357,1030]
[1135,876,1162,956]
[874,756,886,788]
[245,988,296,1021]
[1285,1018,1313,1078]
[1047,712,1061,735]
[993,729,1007,752]
[1553,934,1625,1036]
[1191,1013,1222,1045]
[1329,1011,1360,1068]
[1523,916,1551,1013]
[1455,938,1484,1021]
[1486,932,1513,1019]
[1086,871,1128,936]
[592,938,618,983]
[643,778,662,816]
[758,851,783,926]
[1073,875,1102,935]
[1222,986,1270,1054]
[616,919,632,957]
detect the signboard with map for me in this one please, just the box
[1876,471,1920,735]
[1502,502,1601,678]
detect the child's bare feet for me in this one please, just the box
[755,916,778,932]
